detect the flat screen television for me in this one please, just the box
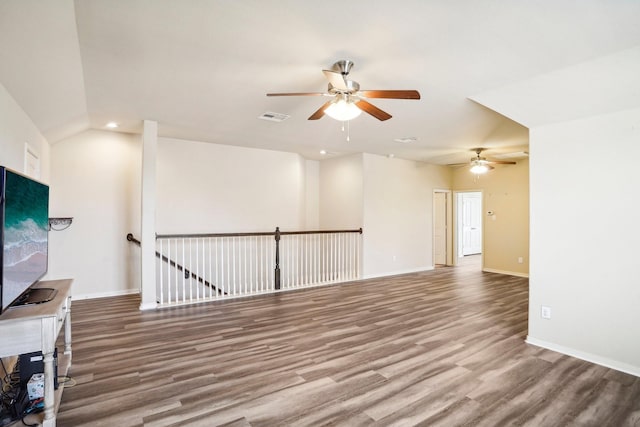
[0,166,52,314]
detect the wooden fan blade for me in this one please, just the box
[487,160,517,165]
[267,92,326,97]
[359,90,421,99]
[355,99,392,121]
[322,69,348,91]
[308,101,333,120]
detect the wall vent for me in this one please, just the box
[258,112,290,122]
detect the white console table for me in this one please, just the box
[0,279,72,427]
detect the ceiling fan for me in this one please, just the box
[451,148,517,174]
[266,60,420,121]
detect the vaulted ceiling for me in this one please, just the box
[1,1,639,163]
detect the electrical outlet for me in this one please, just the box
[518,257,523,264]
[541,306,551,319]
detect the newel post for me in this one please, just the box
[274,227,281,290]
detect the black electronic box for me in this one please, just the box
[19,349,58,390]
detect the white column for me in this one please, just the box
[140,120,158,310]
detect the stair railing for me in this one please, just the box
[127,227,362,307]
[126,233,225,295]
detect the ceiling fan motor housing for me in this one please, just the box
[333,60,354,76]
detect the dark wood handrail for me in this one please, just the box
[280,228,362,236]
[126,234,225,295]
[156,228,363,239]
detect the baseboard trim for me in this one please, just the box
[362,266,435,280]
[525,336,640,378]
[483,267,529,278]
[72,288,140,300]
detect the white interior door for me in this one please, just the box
[462,192,482,255]
[433,192,447,265]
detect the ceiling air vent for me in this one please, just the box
[258,112,290,122]
[394,137,417,143]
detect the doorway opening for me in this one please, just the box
[455,191,483,270]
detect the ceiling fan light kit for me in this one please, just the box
[324,97,362,121]
[267,60,420,123]
[470,162,492,174]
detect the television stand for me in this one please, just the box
[12,287,59,307]
[0,279,72,427]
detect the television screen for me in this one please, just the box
[0,166,49,312]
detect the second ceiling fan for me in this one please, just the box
[450,148,517,174]
[267,60,420,121]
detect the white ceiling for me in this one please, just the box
[1,0,639,164]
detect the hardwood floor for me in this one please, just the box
[57,266,640,427]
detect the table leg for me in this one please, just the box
[42,350,55,425]
[64,299,72,357]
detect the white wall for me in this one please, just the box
[0,82,50,180]
[362,154,451,277]
[527,107,640,376]
[318,154,363,229]
[156,137,310,233]
[48,130,141,298]
[304,159,319,229]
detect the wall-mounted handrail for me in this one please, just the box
[126,233,225,295]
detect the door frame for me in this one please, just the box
[453,190,484,267]
[432,189,453,266]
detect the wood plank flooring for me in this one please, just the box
[57,262,640,426]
